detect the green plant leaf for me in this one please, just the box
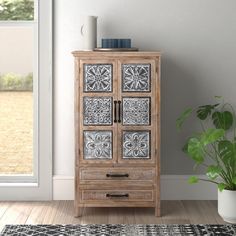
[176,108,193,131]
[218,140,236,167]
[182,141,188,154]
[182,138,194,154]
[218,183,226,192]
[200,128,225,146]
[197,104,219,120]
[212,111,233,130]
[187,138,204,164]
[206,165,222,180]
[188,176,199,184]
[232,177,236,185]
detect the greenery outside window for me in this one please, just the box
[0,0,34,21]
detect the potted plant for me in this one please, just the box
[176,97,236,223]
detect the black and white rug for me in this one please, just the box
[1,224,236,236]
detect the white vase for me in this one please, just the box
[218,189,236,223]
[81,15,98,51]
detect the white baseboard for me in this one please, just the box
[53,176,74,200]
[53,175,217,200]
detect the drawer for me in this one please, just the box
[80,167,155,182]
[81,190,154,202]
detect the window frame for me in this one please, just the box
[0,0,52,200]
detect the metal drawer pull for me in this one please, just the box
[118,100,121,123]
[106,193,129,198]
[106,173,129,178]
[114,100,117,123]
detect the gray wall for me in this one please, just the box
[54,0,236,175]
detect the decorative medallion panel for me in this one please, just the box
[84,64,112,92]
[122,64,151,92]
[122,97,150,125]
[83,97,112,125]
[84,131,112,160]
[122,131,150,159]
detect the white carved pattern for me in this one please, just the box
[84,131,112,160]
[123,131,150,159]
[83,97,112,125]
[122,64,151,92]
[123,97,150,125]
[84,64,112,92]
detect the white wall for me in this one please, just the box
[54,0,236,176]
[0,27,33,75]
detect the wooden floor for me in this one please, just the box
[0,201,225,231]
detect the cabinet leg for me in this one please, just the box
[155,206,161,217]
[75,207,82,217]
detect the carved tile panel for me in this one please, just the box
[122,64,151,92]
[83,97,112,125]
[122,97,151,125]
[84,131,112,159]
[122,131,150,159]
[84,64,112,92]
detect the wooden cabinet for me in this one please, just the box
[73,51,161,216]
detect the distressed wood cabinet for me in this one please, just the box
[73,51,161,216]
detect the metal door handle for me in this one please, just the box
[114,100,117,123]
[106,193,129,198]
[106,173,129,178]
[118,100,121,123]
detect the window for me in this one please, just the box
[0,0,52,201]
[0,0,37,177]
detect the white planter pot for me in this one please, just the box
[218,189,236,223]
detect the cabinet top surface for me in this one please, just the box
[72,51,161,57]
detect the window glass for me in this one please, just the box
[0,1,35,176]
[0,27,34,175]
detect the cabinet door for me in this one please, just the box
[117,60,158,165]
[79,60,117,165]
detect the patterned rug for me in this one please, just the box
[1,224,236,236]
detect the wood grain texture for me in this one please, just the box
[73,52,161,216]
[72,51,161,58]
[155,56,161,217]
[81,190,154,202]
[0,201,223,231]
[74,58,80,217]
[80,167,155,182]
[26,201,59,225]
[0,202,33,230]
